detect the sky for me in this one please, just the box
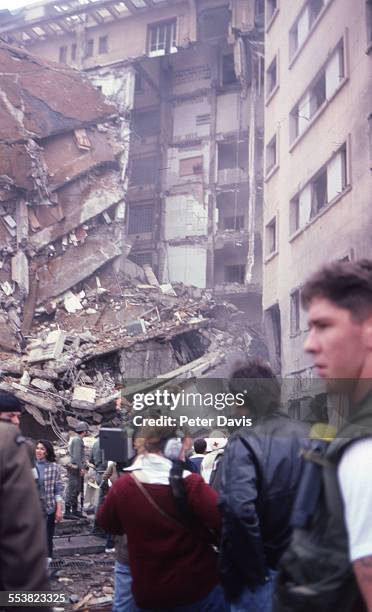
[0,0,38,10]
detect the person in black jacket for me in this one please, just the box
[218,359,309,611]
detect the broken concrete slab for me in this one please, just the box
[0,312,20,352]
[143,264,160,287]
[0,381,58,413]
[29,172,124,252]
[43,129,117,191]
[31,378,56,392]
[28,329,66,363]
[11,250,29,295]
[64,291,83,314]
[37,237,122,304]
[72,386,96,404]
[0,42,117,144]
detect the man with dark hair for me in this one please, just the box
[189,438,207,473]
[0,390,50,608]
[64,421,89,519]
[218,359,308,611]
[275,259,372,611]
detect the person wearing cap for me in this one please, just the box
[200,430,228,484]
[64,421,88,519]
[0,390,51,606]
[98,423,228,611]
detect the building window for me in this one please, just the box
[265,134,277,175]
[224,264,245,283]
[290,289,301,335]
[218,141,249,171]
[290,40,345,141]
[132,109,160,138]
[71,43,77,61]
[222,53,238,86]
[367,0,372,44]
[148,19,177,57]
[98,35,108,54]
[198,5,230,41]
[59,45,67,63]
[289,0,325,58]
[265,217,277,255]
[128,204,154,234]
[130,156,157,186]
[85,39,94,58]
[309,0,324,25]
[179,156,203,177]
[266,0,277,24]
[290,144,347,234]
[266,55,278,99]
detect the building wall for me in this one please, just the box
[263,0,372,377]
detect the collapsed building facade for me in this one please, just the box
[0,0,265,322]
[0,1,268,438]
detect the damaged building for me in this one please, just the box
[0,0,265,324]
[0,1,268,437]
[0,42,267,437]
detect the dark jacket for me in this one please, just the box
[0,421,50,611]
[219,411,308,600]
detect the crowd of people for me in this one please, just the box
[1,258,372,612]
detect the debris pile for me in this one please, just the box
[0,265,266,432]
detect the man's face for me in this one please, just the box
[304,297,371,389]
[0,412,20,425]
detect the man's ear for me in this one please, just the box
[363,314,372,349]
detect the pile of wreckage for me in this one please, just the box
[0,41,266,435]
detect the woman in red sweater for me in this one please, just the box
[98,425,227,611]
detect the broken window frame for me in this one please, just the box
[198,5,230,41]
[290,39,345,143]
[265,216,277,256]
[127,203,154,235]
[289,143,348,235]
[148,19,177,57]
[290,289,301,336]
[98,35,108,54]
[71,43,77,61]
[59,45,67,63]
[266,54,278,100]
